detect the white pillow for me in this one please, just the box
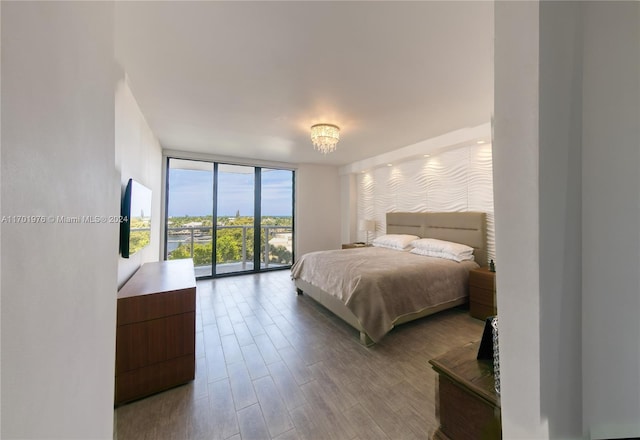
[410,247,475,262]
[372,234,419,250]
[411,238,474,260]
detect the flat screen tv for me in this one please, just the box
[120,178,152,258]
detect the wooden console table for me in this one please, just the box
[115,259,196,405]
[429,341,501,439]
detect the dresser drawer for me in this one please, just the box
[438,375,501,439]
[116,311,196,373]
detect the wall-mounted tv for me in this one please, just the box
[120,178,152,258]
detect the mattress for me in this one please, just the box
[290,246,479,342]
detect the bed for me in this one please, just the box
[291,212,487,345]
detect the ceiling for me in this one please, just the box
[115,1,493,167]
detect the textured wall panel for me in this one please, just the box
[356,144,495,260]
[397,160,428,212]
[426,148,469,212]
[468,145,495,260]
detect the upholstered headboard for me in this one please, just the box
[386,212,488,267]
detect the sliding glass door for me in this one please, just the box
[166,159,214,277]
[260,168,294,269]
[215,164,255,275]
[165,158,294,278]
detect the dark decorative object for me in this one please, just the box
[477,316,496,360]
[489,259,496,272]
[492,316,500,394]
[477,315,500,394]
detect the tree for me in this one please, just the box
[167,215,292,267]
[269,245,292,264]
[216,234,241,262]
[193,242,213,265]
[168,244,192,260]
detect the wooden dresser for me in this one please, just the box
[469,267,497,320]
[115,259,196,405]
[429,342,501,439]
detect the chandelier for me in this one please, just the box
[310,123,340,154]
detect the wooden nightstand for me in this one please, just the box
[341,243,371,249]
[469,267,497,320]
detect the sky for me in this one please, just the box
[167,167,293,217]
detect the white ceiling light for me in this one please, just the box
[310,123,340,154]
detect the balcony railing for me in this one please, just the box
[163,224,292,273]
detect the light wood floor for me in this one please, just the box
[115,269,484,440]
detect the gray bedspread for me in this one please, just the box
[290,246,479,342]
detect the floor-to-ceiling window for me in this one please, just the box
[260,168,294,270]
[166,159,215,277]
[215,164,256,275]
[165,158,294,278]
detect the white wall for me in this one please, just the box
[340,173,357,245]
[295,164,342,258]
[495,1,640,439]
[355,144,494,258]
[0,1,3,432]
[581,2,640,438]
[494,2,546,437]
[538,2,583,437]
[115,79,163,288]
[1,2,117,438]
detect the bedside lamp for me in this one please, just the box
[359,219,376,245]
